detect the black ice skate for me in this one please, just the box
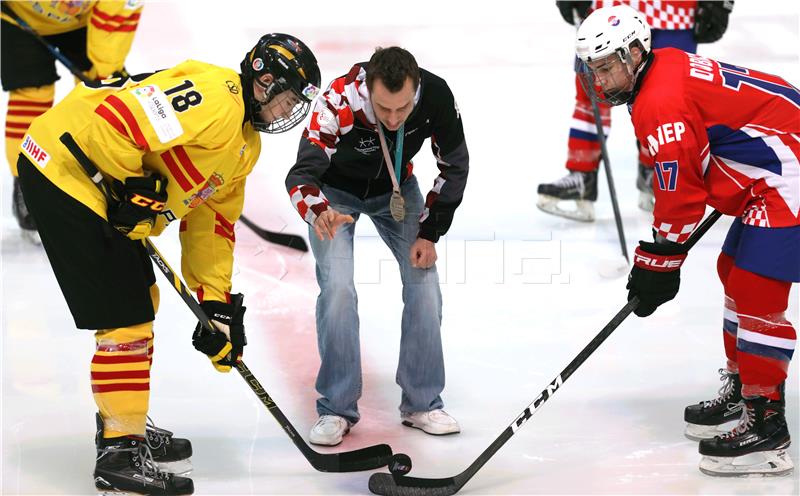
[698,395,793,477]
[636,162,655,212]
[94,433,194,495]
[536,170,598,222]
[96,413,193,477]
[684,369,743,441]
[12,177,41,244]
[145,416,193,475]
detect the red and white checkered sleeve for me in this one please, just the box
[289,184,330,225]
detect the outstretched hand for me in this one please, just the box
[313,208,354,241]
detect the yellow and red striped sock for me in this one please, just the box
[5,85,55,175]
[92,322,153,437]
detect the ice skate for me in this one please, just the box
[96,413,193,477]
[536,170,598,222]
[94,432,194,495]
[684,369,743,441]
[698,395,793,477]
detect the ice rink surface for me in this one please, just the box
[2,1,799,494]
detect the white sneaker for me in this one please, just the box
[309,415,350,446]
[401,409,461,435]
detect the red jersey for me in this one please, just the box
[631,48,800,243]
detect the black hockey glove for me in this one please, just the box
[556,1,592,25]
[626,239,688,317]
[192,294,247,373]
[107,174,168,240]
[694,0,734,43]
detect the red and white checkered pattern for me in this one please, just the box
[655,220,697,243]
[289,185,329,225]
[744,200,771,228]
[593,0,696,31]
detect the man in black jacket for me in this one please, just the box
[285,47,469,446]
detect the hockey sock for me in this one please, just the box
[92,321,154,437]
[5,85,55,175]
[717,252,739,371]
[566,77,610,172]
[727,265,795,401]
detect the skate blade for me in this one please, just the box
[699,449,794,477]
[156,458,193,475]
[684,419,741,441]
[637,191,654,212]
[536,195,595,222]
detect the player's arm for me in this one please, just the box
[86,0,143,79]
[285,85,354,237]
[419,83,469,243]
[627,109,707,317]
[179,173,245,304]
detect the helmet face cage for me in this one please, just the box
[576,48,637,106]
[243,33,321,134]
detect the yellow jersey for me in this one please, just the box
[6,0,143,78]
[21,59,262,302]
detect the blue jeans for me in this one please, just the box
[309,175,445,424]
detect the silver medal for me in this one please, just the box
[390,190,405,222]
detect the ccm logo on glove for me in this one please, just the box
[129,193,166,211]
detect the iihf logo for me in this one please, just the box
[252,58,264,71]
[608,16,620,26]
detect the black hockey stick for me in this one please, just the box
[60,132,393,472]
[1,8,309,253]
[369,210,722,495]
[239,214,309,252]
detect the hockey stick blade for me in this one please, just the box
[369,473,462,496]
[370,210,722,495]
[239,215,309,252]
[60,132,393,473]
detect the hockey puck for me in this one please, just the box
[389,453,412,476]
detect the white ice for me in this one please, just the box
[2,1,798,494]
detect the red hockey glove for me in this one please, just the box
[192,294,247,373]
[626,240,688,317]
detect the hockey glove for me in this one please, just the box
[107,174,168,240]
[694,0,734,43]
[192,294,247,373]
[626,239,688,317]
[556,1,591,25]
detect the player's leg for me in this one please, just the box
[537,75,604,222]
[17,156,193,493]
[1,15,60,243]
[307,186,363,446]
[367,176,459,436]
[697,223,798,477]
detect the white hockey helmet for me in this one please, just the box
[575,5,652,105]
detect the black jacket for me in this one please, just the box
[285,63,469,242]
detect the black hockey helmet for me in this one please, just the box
[240,33,321,133]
